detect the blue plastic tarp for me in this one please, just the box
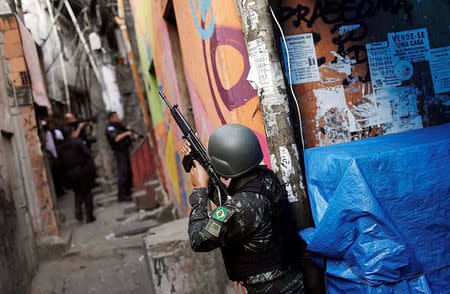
[301,123,450,293]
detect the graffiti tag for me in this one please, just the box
[189,0,215,40]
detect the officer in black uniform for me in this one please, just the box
[182,124,305,294]
[105,111,136,202]
[58,125,96,223]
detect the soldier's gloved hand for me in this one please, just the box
[190,160,209,188]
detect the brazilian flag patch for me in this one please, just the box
[212,207,228,222]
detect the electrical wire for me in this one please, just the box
[269,6,305,151]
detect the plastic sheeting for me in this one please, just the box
[301,123,450,293]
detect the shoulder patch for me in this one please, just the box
[107,126,115,131]
[209,206,234,223]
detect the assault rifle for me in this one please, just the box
[159,90,230,204]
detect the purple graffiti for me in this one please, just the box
[210,27,257,111]
[201,23,258,124]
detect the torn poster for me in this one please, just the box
[430,46,450,94]
[313,85,358,145]
[366,41,401,89]
[382,86,423,134]
[247,38,274,96]
[351,94,393,131]
[387,28,431,63]
[281,33,320,85]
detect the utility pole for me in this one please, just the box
[234,0,312,229]
[233,1,324,292]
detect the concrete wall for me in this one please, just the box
[277,0,450,148]
[129,0,270,216]
[0,16,39,294]
[0,14,58,236]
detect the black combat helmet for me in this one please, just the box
[207,124,263,178]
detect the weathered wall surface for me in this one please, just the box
[277,0,450,148]
[0,15,39,294]
[130,0,270,216]
[0,15,58,236]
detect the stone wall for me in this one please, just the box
[144,218,239,294]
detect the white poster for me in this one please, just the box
[247,38,274,96]
[387,28,431,63]
[281,33,320,84]
[430,46,450,94]
[366,41,401,89]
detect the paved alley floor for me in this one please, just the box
[30,191,155,294]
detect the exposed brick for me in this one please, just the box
[9,72,22,86]
[0,17,9,31]
[4,29,21,44]
[7,17,17,30]
[8,57,26,72]
[4,43,22,59]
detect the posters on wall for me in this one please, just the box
[367,28,449,96]
[387,28,431,63]
[280,33,320,85]
[247,38,275,96]
[429,46,450,94]
[366,42,401,89]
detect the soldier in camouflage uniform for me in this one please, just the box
[181,124,305,294]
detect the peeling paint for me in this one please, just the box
[350,86,423,134]
[321,52,356,76]
[270,153,278,174]
[279,146,297,202]
[314,85,356,145]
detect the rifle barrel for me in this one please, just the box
[159,90,171,107]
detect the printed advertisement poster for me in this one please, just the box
[366,41,401,89]
[281,33,320,84]
[430,46,450,94]
[387,28,431,63]
[247,39,274,96]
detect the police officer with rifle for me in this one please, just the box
[160,90,305,293]
[105,111,141,202]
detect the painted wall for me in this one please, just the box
[0,15,58,236]
[130,0,270,216]
[277,0,450,148]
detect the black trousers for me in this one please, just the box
[67,166,94,220]
[114,150,133,199]
[50,157,64,197]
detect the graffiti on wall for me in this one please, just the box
[278,0,449,147]
[128,0,273,215]
[189,0,215,40]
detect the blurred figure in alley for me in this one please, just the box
[64,112,96,148]
[44,119,65,197]
[58,124,96,223]
[182,124,305,294]
[105,111,137,202]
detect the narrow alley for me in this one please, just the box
[30,189,156,294]
[0,0,449,294]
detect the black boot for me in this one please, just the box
[85,193,96,223]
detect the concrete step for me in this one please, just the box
[113,219,160,238]
[143,218,235,294]
[122,202,175,224]
[36,231,73,261]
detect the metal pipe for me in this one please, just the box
[114,0,152,134]
[44,0,71,111]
